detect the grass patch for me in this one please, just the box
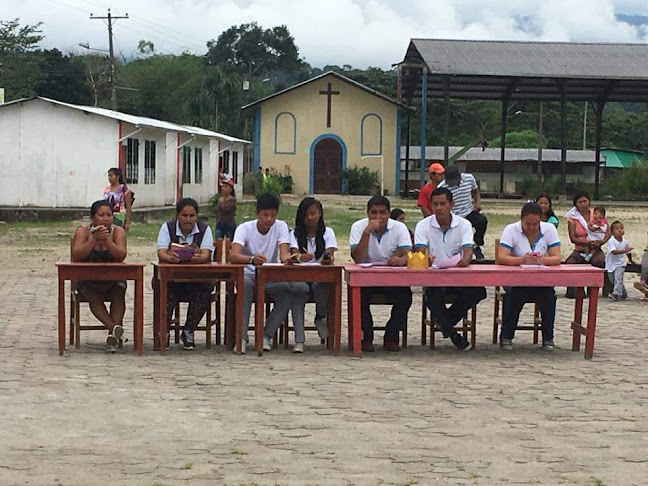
[182,461,193,470]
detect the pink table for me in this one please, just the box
[345,264,604,359]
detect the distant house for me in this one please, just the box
[400,146,602,194]
[243,71,408,195]
[600,148,645,169]
[0,97,250,208]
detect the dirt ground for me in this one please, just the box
[0,201,647,486]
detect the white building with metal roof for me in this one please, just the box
[0,97,250,208]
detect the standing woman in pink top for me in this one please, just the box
[103,167,133,230]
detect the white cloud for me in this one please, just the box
[7,0,648,68]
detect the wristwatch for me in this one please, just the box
[248,255,254,264]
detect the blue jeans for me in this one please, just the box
[214,222,236,240]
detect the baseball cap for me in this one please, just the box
[444,165,461,186]
[220,175,234,187]
[428,163,445,174]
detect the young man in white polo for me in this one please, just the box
[414,187,487,351]
[437,165,488,261]
[349,195,412,352]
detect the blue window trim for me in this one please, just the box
[274,112,296,155]
[309,133,347,194]
[394,108,402,195]
[360,113,383,156]
[253,107,261,171]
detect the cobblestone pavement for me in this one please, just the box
[1,261,647,486]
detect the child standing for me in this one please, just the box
[605,221,634,301]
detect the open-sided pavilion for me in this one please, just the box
[396,39,648,198]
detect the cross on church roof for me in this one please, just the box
[319,82,340,128]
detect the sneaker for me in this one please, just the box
[292,343,304,353]
[361,340,375,352]
[473,245,485,261]
[383,339,401,352]
[180,330,195,350]
[106,333,119,347]
[542,340,555,351]
[609,293,619,302]
[314,316,329,340]
[262,336,271,351]
[107,345,117,353]
[450,333,472,351]
[112,324,124,341]
[500,338,513,351]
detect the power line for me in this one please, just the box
[90,9,128,110]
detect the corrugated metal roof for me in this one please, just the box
[241,71,412,111]
[400,39,648,102]
[0,97,251,144]
[408,39,648,80]
[401,146,600,164]
[600,148,645,168]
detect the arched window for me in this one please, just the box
[360,114,382,156]
[274,112,296,154]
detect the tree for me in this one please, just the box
[0,19,44,100]
[34,49,92,104]
[491,129,547,148]
[137,40,155,57]
[205,23,304,83]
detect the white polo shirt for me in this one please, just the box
[289,227,338,263]
[605,236,630,272]
[233,219,290,276]
[156,221,214,251]
[349,218,412,263]
[414,214,474,260]
[499,221,560,257]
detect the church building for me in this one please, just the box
[243,71,406,195]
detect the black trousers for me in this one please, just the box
[425,287,487,338]
[465,211,488,247]
[501,287,556,342]
[361,287,412,342]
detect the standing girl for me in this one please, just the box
[289,197,338,351]
[103,167,133,230]
[214,175,237,240]
[535,193,559,228]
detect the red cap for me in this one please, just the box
[220,177,234,187]
[428,163,445,174]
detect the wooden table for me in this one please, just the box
[152,262,245,355]
[56,262,145,355]
[345,264,604,359]
[254,264,343,356]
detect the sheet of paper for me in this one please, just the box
[520,264,549,268]
[295,262,322,266]
[359,262,390,268]
[262,263,284,266]
[435,254,461,269]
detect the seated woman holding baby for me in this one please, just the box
[71,200,128,351]
[155,197,214,350]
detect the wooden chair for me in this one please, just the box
[492,238,541,344]
[69,237,121,348]
[346,287,409,348]
[420,293,477,349]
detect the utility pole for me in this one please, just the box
[91,9,128,111]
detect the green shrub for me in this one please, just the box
[518,175,563,197]
[342,166,379,195]
[600,161,648,200]
[259,175,283,199]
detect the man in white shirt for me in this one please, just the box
[438,165,488,261]
[496,202,561,350]
[230,193,306,354]
[414,187,487,351]
[349,195,412,352]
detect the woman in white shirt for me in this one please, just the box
[496,202,561,351]
[289,197,338,346]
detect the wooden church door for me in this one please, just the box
[313,138,342,194]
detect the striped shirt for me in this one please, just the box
[438,173,478,218]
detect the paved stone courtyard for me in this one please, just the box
[1,250,647,486]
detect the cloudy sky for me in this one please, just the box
[9,0,648,68]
